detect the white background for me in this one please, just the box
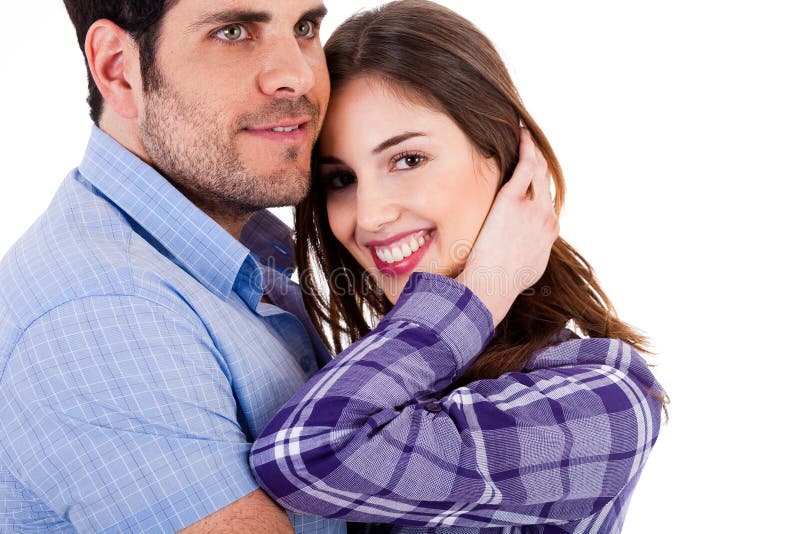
[1,1,798,531]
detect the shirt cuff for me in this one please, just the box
[384,272,494,369]
[104,449,259,533]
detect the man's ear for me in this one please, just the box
[85,19,143,120]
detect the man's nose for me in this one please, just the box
[355,179,402,234]
[257,37,315,97]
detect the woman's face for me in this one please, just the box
[318,77,501,303]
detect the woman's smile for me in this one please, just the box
[367,229,435,276]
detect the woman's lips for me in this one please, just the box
[369,230,434,277]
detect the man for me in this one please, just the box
[0,1,337,531]
[0,1,542,532]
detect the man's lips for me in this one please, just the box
[242,116,312,142]
[246,115,312,130]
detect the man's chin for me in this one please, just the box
[255,175,312,208]
[239,133,313,163]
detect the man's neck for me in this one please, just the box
[182,194,252,241]
[98,117,250,241]
[99,116,151,167]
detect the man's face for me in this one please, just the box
[138,0,330,218]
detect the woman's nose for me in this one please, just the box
[355,180,402,233]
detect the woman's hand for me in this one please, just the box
[457,129,559,326]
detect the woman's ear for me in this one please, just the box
[84,19,143,121]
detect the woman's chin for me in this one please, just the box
[377,276,407,305]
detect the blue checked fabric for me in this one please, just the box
[0,126,345,534]
[251,273,664,533]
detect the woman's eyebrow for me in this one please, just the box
[372,132,426,155]
[317,155,345,165]
[318,130,428,164]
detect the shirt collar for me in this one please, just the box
[78,126,272,309]
[240,207,296,278]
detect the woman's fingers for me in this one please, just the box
[533,159,553,209]
[499,128,538,198]
[520,129,556,227]
[501,128,550,202]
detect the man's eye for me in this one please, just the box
[215,24,250,42]
[294,20,316,38]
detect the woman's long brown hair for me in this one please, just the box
[296,0,650,384]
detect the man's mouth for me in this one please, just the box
[268,125,301,133]
[243,118,311,141]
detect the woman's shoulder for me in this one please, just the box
[525,329,646,371]
[519,329,665,403]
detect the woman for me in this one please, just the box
[251,1,665,531]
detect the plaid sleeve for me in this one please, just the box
[251,273,662,528]
[1,295,259,533]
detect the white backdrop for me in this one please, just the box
[1,1,798,531]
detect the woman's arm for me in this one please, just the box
[250,274,663,527]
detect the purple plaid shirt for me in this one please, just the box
[250,273,663,533]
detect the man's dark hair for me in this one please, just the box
[63,1,178,125]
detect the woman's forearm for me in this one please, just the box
[250,273,662,527]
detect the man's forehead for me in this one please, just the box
[167,0,327,23]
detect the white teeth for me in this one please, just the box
[373,232,432,264]
[270,125,299,132]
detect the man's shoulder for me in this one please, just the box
[0,172,192,337]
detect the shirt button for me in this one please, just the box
[424,401,443,413]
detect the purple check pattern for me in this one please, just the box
[251,273,663,533]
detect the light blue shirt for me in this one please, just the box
[0,126,345,534]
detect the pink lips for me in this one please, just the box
[243,117,311,143]
[369,231,435,277]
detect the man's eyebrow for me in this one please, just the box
[372,132,426,154]
[189,10,271,31]
[188,5,327,32]
[302,5,329,22]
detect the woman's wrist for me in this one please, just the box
[455,269,515,327]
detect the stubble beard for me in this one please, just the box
[139,80,315,221]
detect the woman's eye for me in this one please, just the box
[295,19,316,38]
[394,154,425,170]
[328,173,356,190]
[215,24,250,42]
